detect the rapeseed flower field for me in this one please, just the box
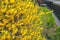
[0,0,57,40]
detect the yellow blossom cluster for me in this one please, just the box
[0,0,50,40]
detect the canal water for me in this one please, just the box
[52,1,60,26]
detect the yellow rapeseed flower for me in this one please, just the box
[40,12,45,15]
[0,0,48,40]
[12,28,18,34]
[4,0,9,4]
[8,9,15,14]
[9,0,15,3]
[11,24,16,28]
[1,8,7,12]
